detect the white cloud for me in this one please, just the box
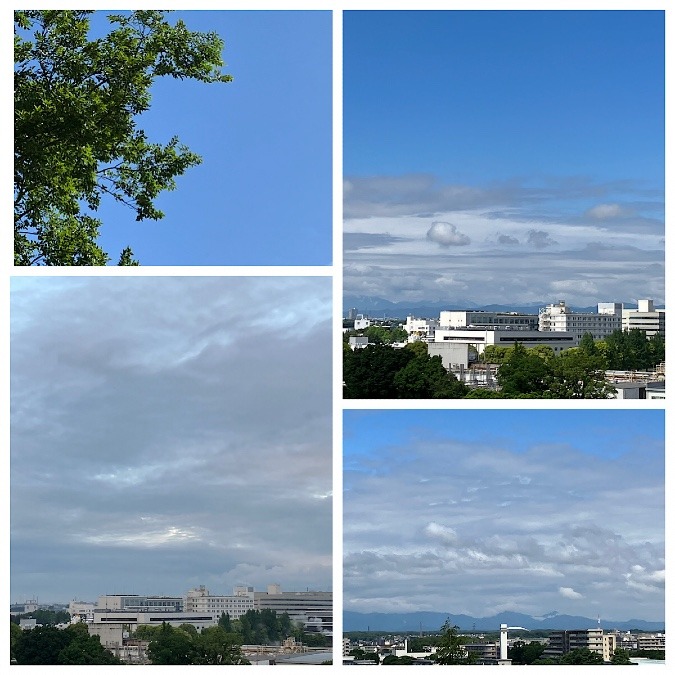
[426,221,471,247]
[586,203,631,219]
[559,587,583,600]
[424,522,458,543]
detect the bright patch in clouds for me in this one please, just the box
[559,587,583,600]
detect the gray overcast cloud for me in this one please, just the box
[11,277,332,603]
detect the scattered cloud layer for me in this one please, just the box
[11,277,332,602]
[344,421,664,621]
[344,174,664,306]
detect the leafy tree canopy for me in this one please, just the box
[434,621,476,665]
[147,622,199,665]
[344,344,467,399]
[496,342,551,396]
[12,624,121,665]
[611,648,633,665]
[11,608,70,625]
[559,647,605,665]
[509,639,546,664]
[15,10,231,265]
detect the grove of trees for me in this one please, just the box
[343,338,623,399]
[15,10,231,265]
[343,342,468,399]
[133,609,327,664]
[10,608,70,625]
[11,623,121,665]
[145,623,249,665]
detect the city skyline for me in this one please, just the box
[344,11,664,306]
[10,277,332,603]
[344,410,664,622]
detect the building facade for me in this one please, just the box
[254,585,332,634]
[439,310,538,330]
[433,327,577,364]
[184,585,255,621]
[622,300,665,337]
[538,301,622,340]
[546,629,616,662]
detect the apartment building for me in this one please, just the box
[546,629,616,662]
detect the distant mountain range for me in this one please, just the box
[343,296,579,318]
[342,295,656,320]
[344,610,664,633]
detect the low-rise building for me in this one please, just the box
[96,594,183,612]
[432,327,576,367]
[68,599,96,622]
[405,315,438,340]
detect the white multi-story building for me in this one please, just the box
[622,299,665,337]
[405,315,438,341]
[96,594,183,612]
[254,585,332,634]
[69,600,96,622]
[636,633,666,650]
[353,314,371,331]
[432,327,576,368]
[538,301,622,340]
[183,584,332,634]
[184,585,255,621]
[439,310,538,330]
[545,629,616,662]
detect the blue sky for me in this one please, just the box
[344,409,664,464]
[344,409,664,620]
[83,11,332,265]
[344,10,664,306]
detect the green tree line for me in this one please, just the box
[134,609,328,664]
[143,622,249,665]
[344,342,468,399]
[11,622,121,665]
[343,340,615,399]
[10,608,71,625]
